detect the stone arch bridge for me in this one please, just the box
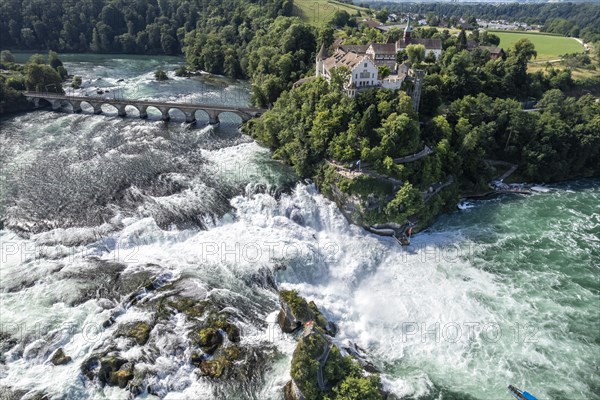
[24,92,265,124]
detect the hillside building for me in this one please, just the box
[395,16,443,59]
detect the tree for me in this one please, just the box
[375,9,389,23]
[332,375,384,400]
[223,47,242,78]
[26,63,63,92]
[481,31,500,46]
[377,65,391,79]
[0,50,15,63]
[319,26,334,49]
[48,51,63,69]
[154,68,168,80]
[384,182,424,222]
[376,112,421,158]
[406,44,425,66]
[330,11,350,27]
[90,28,101,52]
[56,66,68,80]
[420,85,442,116]
[396,49,407,64]
[457,29,468,49]
[513,38,537,61]
[71,76,82,89]
[330,66,351,92]
[28,54,46,64]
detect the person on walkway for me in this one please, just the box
[356,159,361,172]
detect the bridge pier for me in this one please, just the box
[116,104,127,117]
[72,100,82,113]
[160,107,170,121]
[207,110,220,125]
[137,105,148,119]
[183,109,196,123]
[90,102,102,115]
[50,99,61,111]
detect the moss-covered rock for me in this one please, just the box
[98,356,128,385]
[207,313,241,343]
[289,332,328,399]
[117,321,152,345]
[289,331,385,400]
[194,344,243,379]
[198,359,226,378]
[197,327,223,354]
[278,290,337,335]
[50,348,71,365]
[156,296,211,321]
[108,362,135,389]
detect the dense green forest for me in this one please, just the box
[0,0,321,106]
[247,37,600,225]
[369,2,600,43]
[0,0,290,54]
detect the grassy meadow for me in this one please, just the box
[292,0,368,26]
[492,31,584,61]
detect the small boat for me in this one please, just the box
[457,200,475,210]
[508,385,538,400]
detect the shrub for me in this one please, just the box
[154,69,168,81]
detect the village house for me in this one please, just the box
[395,17,443,59]
[480,46,505,60]
[465,39,505,60]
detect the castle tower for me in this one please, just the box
[316,43,327,77]
[404,15,412,42]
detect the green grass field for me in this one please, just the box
[492,31,584,61]
[292,0,368,27]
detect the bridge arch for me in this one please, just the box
[125,104,140,117]
[192,109,220,125]
[168,107,186,121]
[58,100,76,112]
[217,111,244,125]
[144,105,163,120]
[79,100,97,114]
[100,103,119,116]
[193,109,210,124]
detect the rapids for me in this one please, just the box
[1,54,598,400]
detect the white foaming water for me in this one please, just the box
[2,165,598,399]
[2,54,597,399]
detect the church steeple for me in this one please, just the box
[404,15,412,42]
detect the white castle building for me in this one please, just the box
[315,17,443,97]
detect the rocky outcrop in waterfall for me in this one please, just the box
[278,290,387,400]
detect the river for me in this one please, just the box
[0,54,598,400]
